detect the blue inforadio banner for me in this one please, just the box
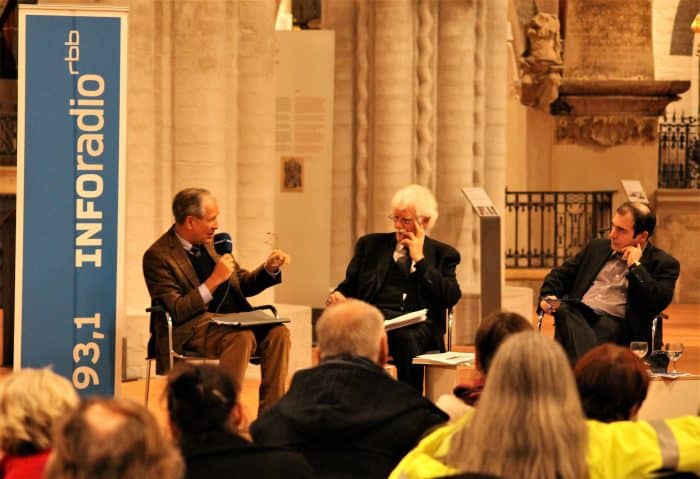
[16,6,127,396]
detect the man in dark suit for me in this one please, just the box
[250,300,447,479]
[143,187,291,411]
[326,184,462,390]
[539,201,679,364]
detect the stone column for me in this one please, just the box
[416,0,436,187]
[170,1,237,206]
[236,0,276,282]
[323,0,357,279]
[484,1,507,214]
[370,0,415,231]
[434,0,477,292]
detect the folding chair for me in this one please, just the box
[143,303,276,404]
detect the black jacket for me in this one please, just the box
[335,233,461,346]
[540,238,679,345]
[179,430,313,479]
[250,355,448,479]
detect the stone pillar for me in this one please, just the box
[484,1,508,213]
[434,0,477,293]
[484,1,508,293]
[370,0,415,231]
[236,1,276,304]
[323,0,357,280]
[236,0,274,260]
[171,1,237,205]
[655,189,700,303]
[416,0,436,187]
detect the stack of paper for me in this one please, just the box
[414,352,475,366]
[383,309,428,331]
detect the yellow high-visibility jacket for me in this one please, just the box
[389,412,700,479]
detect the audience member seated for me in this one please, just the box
[574,343,649,422]
[390,332,700,479]
[436,311,532,418]
[44,397,184,479]
[251,299,448,479]
[166,362,313,479]
[0,368,78,479]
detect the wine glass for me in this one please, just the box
[663,342,684,373]
[629,341,648,359]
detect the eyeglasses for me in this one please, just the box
[388,215,425,226]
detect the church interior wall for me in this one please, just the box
[19,0,698,375]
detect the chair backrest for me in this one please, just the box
[146,303,179,374]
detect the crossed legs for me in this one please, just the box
[553,302,629,364]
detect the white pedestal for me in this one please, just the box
[639,375,700,420]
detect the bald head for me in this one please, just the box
[45,398,184,479]
[316,299,387,363]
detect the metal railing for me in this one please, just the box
[658,114,700,189]
[505,189,614,268]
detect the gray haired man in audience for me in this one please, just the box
[44,397,184,479]
[250,299,447,479]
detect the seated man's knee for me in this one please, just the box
[267,324,291,346]
[221,329,256,353]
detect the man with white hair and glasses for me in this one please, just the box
[326,184,462,391]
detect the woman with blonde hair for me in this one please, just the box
[444,331,588,479]
[0,368,79,479]
[390,333,700,479]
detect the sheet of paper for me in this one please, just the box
[414,351,475,365]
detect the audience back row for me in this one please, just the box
[0,300,697,479]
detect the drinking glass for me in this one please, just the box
[629,341,648,359]
[663,342,684,373]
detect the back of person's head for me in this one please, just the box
[391,184,439,230]
[44,397,183,479]
[172,187,211,224]
[446,332,588,479]
[616,201,656,237]
[166,363,238,438]
[0,367,78,456]
[316,299,387,363]
[474,311,532,374]
[574,343,649,422]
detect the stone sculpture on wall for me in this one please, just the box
[519,12,563,111]
[555,116,658,147]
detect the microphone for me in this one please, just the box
[214,232,233,255]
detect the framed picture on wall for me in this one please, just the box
[281,156,303,192]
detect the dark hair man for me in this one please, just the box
[143,187,291,411]
[539,201,679,363]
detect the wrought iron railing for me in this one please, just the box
[505,190,614,268]
[658,114,700,189]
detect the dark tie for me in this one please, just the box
[396,248,411,276]
[189,245,202,258]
